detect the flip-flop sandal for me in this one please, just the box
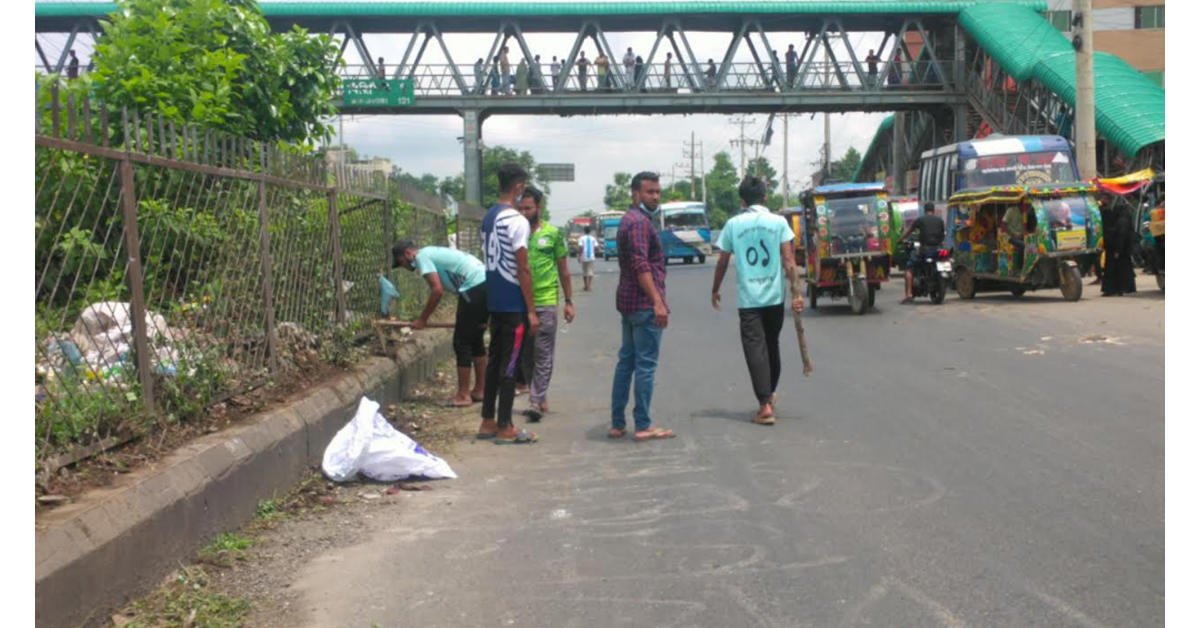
[444,400,473,408]
[607,428,627,439]
[522,407,544,422]
[633,427,676,441]
[752,415,776,426]
[494,429,539,445]
[475,432,497,440]
[900,297,915,304]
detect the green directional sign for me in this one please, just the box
[343,78,415,107]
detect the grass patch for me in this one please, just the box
[254,497,283,521]
[114,566,249,628]
[196,532,253,567]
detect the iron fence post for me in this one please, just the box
[118,113,155,413]
[257,174,278,374]
[328,188,348,324]
[383,174,394,269]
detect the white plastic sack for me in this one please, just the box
[322,397,457,482]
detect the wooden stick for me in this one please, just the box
[374,320,457,329]
[788,267,814,376]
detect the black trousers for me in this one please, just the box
[739,304,786,405]
[453,284,488,367]
[482,312,533,429]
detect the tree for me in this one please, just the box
[830,147,863,182]
[420,145,546,206]
[483,145,547,202]
[662,180,691,202]
[91,0,342,144]
[603,172,633,210]
[746,156,779,194]
[704,151,740,228]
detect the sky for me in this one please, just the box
[35,1,893,220]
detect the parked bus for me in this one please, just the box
[918,135,1080,245]
[594,210,625,260]
[657,201,713,264]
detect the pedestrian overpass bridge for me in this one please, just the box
[36,1,1164,202]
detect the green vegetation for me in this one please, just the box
[91,0,342,144]
[255,497,283,521]
[830,147,863,183]
[120,566,250,628]
[197,532,254,566]
[604,172,633,210]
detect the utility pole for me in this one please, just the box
[1073,0,1097,178]
[683,133,699,200]
[700,142,708,205]
[730,115,758,178]
[782,113,789,208]
[823,113,832,179]
[671,162,689,191]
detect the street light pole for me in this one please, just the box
[1073,0,1097,178]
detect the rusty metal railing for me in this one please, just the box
[34,82,449,469]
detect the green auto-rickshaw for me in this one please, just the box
[948,183,1102,302]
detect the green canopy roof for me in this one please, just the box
[958,2,1164,157]
[36,0,1047,18]
[851,114,894,182]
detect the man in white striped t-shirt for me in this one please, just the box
[478,162,540,444]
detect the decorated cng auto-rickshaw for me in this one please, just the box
[1094,168,1164,292]
[947,183,1102,301]
[800,183,893,314]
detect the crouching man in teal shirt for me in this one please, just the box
[393,240,488,406]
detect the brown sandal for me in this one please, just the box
[608,428,627,439]
[633,427,676,441]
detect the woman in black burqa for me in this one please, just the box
[1102,205,1137,296]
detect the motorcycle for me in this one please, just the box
[905,241,951,304]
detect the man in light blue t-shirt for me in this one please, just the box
[393,241,488,407]
[711,176,804,425]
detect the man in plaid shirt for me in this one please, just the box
[608,172,676,442]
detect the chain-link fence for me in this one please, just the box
[35,86,449,467]
[455,201,487,260]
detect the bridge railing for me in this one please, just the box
[341,59,955,97]
[37,58,954,101]
[33,84,454,472]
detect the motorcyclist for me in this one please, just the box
[898,202,946,303]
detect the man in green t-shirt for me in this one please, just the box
[515,186,575,420]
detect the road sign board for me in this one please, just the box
[343,79,415,107]
[540,163,575,182]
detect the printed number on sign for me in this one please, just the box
[745,239,771,268]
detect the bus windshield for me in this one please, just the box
[603,225,618,240]
[569,221,588,235]
[962,150,1077,188]
[663,211,708,229]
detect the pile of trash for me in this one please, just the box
[38,302,193,388]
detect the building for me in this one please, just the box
[1044,1,1165,88]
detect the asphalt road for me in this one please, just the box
[291,260,1164,628]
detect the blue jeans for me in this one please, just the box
[610,309,662,432]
